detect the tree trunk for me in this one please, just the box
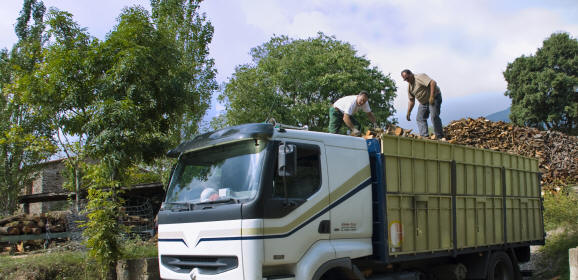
[75,166,80,213]
[107,261,118,280]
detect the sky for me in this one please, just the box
[1,0,577,131]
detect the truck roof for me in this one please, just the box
[272,127,368,150]
[167,123,368,157]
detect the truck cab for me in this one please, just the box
[158,123,373,280]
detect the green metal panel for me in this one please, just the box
[466,165,475,194]
[456,164,465,194]
[400,158,412,192]
[387,194,452,255]
[493,167,502,195]
[455,196,504,249]
[426,161,439,193]
[492,152,502,166]
[506,198,522,242]
[414,159,426,193]
[440,162,451,194]
[475,165,484,195]
[385,157,399,192]
[380,135,543,257]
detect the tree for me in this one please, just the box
[79,5,216,276]
[0,0,56,216]
[219,33,397,131]
[148,0,217,187]
[151,0,218,140]
[504,32,578,135]
[34,8,99,212]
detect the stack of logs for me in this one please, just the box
[366,117,577,188]
[443,118,577,186]
[119,207,152,228]
[0,211,68,236]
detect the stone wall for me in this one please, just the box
[31,160,66,194]
[27,160,67,214]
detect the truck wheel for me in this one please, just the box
[487,251,514,280]
[319,268,352,280]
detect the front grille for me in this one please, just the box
[161,255,238,275]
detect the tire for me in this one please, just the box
[487,251,514,280]
[319,268,353,280]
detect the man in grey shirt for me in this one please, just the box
[401,69,444,139]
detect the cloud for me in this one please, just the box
[4,0,574,126]
[201,0,577,127]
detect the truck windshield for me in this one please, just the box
[164,140,267,207]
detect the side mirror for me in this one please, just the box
[278,143,297,177]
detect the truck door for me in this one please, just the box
[262,140,331,266]
[325,144,373,244]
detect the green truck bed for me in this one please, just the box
[379,135,544,258]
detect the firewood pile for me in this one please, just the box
[0,211,68,236]
[442,118,577,185]
[366,117,577,187]
[119,208,152,228]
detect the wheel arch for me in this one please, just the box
[312,257,364,280]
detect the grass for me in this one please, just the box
[0,239,158,280]
[121,238,158,259]
[535,229,578,280]
[0,250,99,280]
[537,182,578,280]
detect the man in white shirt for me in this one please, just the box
[329,91,377,135]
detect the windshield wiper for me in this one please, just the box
[195,198,241,206]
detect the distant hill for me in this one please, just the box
[486,107,510,122]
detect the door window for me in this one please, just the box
[273,143,321,199]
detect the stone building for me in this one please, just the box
[21,159,69,214]
[18,159,166,217]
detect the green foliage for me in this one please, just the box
[152,0,218,140]
[0,251,100,280]
[219,33,397,131]
[0,0,57,215]
[537,229,578,280]
[81,163,127,278]
[70,3,214,273]
[0,239,157,280]
[1,0,216,271]
[122,238,158,259]
[83,5,216,167]
[124,164,163,186]
[543,187,578,232]
[504,32,578,135]
[538,182,578,280]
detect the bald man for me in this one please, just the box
[402,69,444,139]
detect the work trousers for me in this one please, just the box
[416,93,444,138]
[328,107,360,134]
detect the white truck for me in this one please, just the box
[158,123,544,280]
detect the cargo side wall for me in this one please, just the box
[379,136,543,260]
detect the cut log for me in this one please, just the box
[6,221,21,228]
[22,220,37,227]
[48,224,66,232]
[22,226,34,234]
[0,214,25,226]
[0,226,21,235]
